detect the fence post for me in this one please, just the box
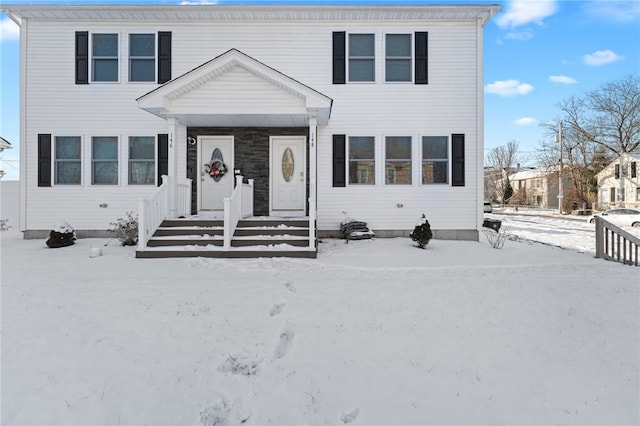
[594,216,603,259]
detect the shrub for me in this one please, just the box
[410,215,432,249]
[483,228,508,249]
[0,219,10,232]
[109,211,138,246]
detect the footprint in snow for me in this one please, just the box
[270,303,285,317]
[283,281,296,293]
[341,408,360,424]
[200,394,250,426]
[274,322,295,359]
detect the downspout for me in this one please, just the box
[476,17,484,238]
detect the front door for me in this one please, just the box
[270,136,306,216]
[199,136,233,211]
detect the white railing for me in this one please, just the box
[594,216,640,266]
[223,175,254,249]
[138,175,192,250]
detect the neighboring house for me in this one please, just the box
[596,153,640,209]
[508,168,561,209]
[0,136,12,179]
[3,4,500,255]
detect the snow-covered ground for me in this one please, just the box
[1,214,639,426]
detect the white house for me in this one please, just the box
[596,153,640,209]
[3,4,501,257]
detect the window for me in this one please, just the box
[349,136,375,184]
[349,34,375,82]
[92,34,118,82]
[619,187,625,202]
[385,137,411,184]
[54,136,81,185]
[385,34,411,82]
[92,137,118,184]
[129,136,155,184]
[636,187,640,202]
[422,136,448,184]
[129,34,155,82]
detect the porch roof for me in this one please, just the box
[137,49,333,127]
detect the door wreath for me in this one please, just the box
[204,148,227,182]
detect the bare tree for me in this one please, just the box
[558,74,640,155]
[486,140,527,203]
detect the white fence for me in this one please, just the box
[223,176,253,248]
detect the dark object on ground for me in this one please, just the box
[341,220,374,242]
[410,216,432,249]
[46,229,76,248]
[483,219,502,232]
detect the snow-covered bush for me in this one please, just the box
[410,214,432,249]
[109,211,138,246]
[45,221,76,248]
[0,219,10,231]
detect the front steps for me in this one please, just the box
[136,218,316,259]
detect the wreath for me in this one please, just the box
[204,160,227,182]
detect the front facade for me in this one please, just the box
[4,4,500,243]
[596,153,640,209]
[509,168,560,209]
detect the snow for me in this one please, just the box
[1,213,639,426]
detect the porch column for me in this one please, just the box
[167,118,178,218]
[308,117,317,248]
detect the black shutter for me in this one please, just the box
[332,32,346,85]
[615,164,620,179]
[158,32,172,84]
[75,31,89,84]
[38,134,52,187]
[157,134,169,186]
[333,134,346,187]
[451,134,465,187]
[415,32,428,85]
[631,162,637,178]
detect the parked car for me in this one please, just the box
[588,208,640,227]
[483,202,493,213]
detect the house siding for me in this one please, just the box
[596,154,640,209]
[16,8,488,238]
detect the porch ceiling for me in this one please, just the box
[137,49,332,127]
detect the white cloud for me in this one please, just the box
[513,117,538,126]
[485,80,534,97]
[549,75,577,84]
[495,0,558,29]
[0,17,20,42]
[504,30,534,41]
[583,1,640,23]
[583,50,623,66]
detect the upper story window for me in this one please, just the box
[349,34,375,82]
[92,136,119,185]
[128,136,155,184]
[55,136,81,185]
[349,136,375,184]
[129,34,155,82]
[92,33,118,82]
[385,34,412,82]
[385,136,412,184]
[422,136,448,184]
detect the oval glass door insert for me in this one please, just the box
[281,147,295,182]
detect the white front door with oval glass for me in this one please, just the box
[199,136,233,211]
[271,136,306,216]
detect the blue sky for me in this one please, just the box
[1,0,639,180]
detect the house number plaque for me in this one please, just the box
[281,148,294,182]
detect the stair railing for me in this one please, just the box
[223,175,254,249]
[138,175,192,251]
[594,216,640,266]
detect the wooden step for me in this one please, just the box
[136,248,317,259]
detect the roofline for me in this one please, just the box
[1,4,502,26]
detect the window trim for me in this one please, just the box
[384,136,412,185]
[384,33,413,83]
[421,135,450,185]
[91,33,120,83]
[347,33,376,83]
[128,136,157,185]
[91,136,120,185]
[128,33,157,83]
[54,136,82,185]
[348,136,376,185]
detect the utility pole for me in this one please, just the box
[556,122,563,215]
